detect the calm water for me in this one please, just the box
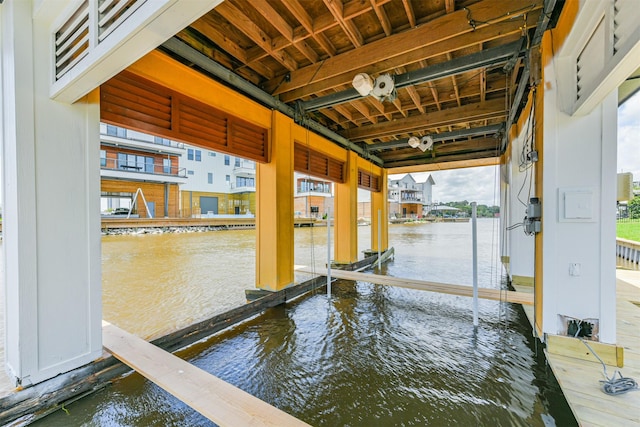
[32,220,576,426]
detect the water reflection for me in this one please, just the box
[34,220,576,426]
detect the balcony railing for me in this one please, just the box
[101,158,186,177]
[102,131,185,150]
[297,186,332,194]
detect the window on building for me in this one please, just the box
[208,172,213,184]
[117,153,126,169]
[187,170,194,175]
[234,157,241,167]
[225,175,230,185]
[236,177,255,188]
[145,157,154,173]
[224,155,230,165]
[106,124,126,138]
[100,150,106,167]
[154,136,171,146]
[208,152,216,157]
[195,150,202,162]
[187,149,194,160]
[163,158,171,174]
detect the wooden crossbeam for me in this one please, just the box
[266,0,542,95]
[102,321,310,427]
[341,98,505,140]
[296,268,534,305]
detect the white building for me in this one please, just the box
[179,145,256,217]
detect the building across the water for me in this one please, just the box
[179,147,256,217]
[293,173,334,218]
[99,123,186,218]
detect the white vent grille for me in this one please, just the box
[576,17,605,101]
[54,1,90,80]
[98,0,146,42]
[614,0,637,54]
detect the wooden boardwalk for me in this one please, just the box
[517,269,640,426]
[546,272,640,426]
[103,321,310,427]
[296,267,534,305]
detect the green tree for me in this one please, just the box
[629,196,640,219]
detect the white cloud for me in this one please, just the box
[392,165,500,206]
[618,90,640,178]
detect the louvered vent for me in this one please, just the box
[358,169,381,192]
[576,18,605,101]
[54,1,89,80]
[294,143,345,183]
[98,0,146,41]
[613,0,636,55]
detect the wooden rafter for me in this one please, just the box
[215,2,299,72]
[266,0,542,94]
[341,98,506,141]
[370,0,392,36]
[280,0,336,57]
[402,0,416,27]
[323,0,364,48]
[271,11,540,100]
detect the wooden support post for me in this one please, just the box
[371,168,389,252]
[334,151,359,264]
[256,111,294,291]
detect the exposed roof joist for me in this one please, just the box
[366,123,504,151]
[301,39,524,112]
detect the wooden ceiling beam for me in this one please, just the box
[332,76,508,125]
[370,0,392,36]
[265,0,542,94]
[368,97,393,121]
[340,98,506,140]
[251,1,293,42]
[275,13,538,101]
[323,0,364,48]
[280,0,337,57]
[350,99,378,124]
[402,0,416,28]
[445,0,456,14]
[383,149,499,169]
[380,137,500,161]
[188,18,275,80]
[215,2,299,72]
[249,2,321,65]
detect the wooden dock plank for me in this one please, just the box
[102,321,310,427]
[296,267,534,305]
[542,277,640,427]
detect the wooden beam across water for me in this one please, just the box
[102,321,310,427]
[296,267,534,305]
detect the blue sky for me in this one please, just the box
[393,89,640,206]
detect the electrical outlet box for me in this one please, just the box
[527,197,541,219]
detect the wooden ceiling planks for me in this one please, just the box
[162,0,551,168]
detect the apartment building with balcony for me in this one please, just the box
[100,124,186,218]
[179,148,256,217]
[389,174,432,218]
[294,173,334,218]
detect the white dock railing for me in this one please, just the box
[616,238,640,263]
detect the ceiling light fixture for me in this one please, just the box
[418,135,434,152]
[352,72,397,102]
[407,136,420,148]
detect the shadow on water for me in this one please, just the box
[33,220,576,426]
